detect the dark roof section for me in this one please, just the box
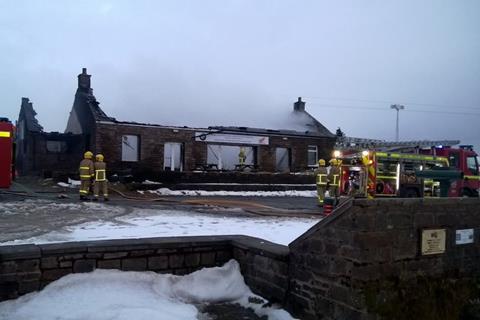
[19,97,43,132]
[81,90,115,122]
[100,119,205,131]
[209,126,331,138]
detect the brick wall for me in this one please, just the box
[16,132,85,177]
[95,122,197,173]
[95,122,335,175]
[288,198,480,320]
[0,235,289,303]
[259,136,334,172]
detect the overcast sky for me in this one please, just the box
[1,0,479,150]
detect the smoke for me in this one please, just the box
[0,1,478,151]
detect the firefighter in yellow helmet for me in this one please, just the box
[93,154,109,201]
[314,159,328,206]
[79,151,94,200]
[238,147,247,167]
[328,158,341,197]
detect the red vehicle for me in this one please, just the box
[420,145,479,197]
[0,118,15,189]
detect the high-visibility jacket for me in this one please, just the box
[329,166,341,186]
[79,159,94,181]
[315,166,329,185]
[94,161,107,181]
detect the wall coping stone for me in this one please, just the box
[0,244,40,260]
[232,236,289,261]
[290,198,353,249]
[289,197,480,249]
[1,235,288,261]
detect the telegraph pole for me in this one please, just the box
[390,104,405,142]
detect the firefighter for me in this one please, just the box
[238,147,246,166]
[79,151,94,200]
[93,153,109,201]
[315,159,328,205]
[329,158,341,197]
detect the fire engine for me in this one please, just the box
[338,150,450,198]
[419,145,479,197]
[0,118,15,189]
[335,138,479,198]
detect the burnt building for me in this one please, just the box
[17,69,336,181]
[16,98,85,177]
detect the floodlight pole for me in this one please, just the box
[390,104,405,142]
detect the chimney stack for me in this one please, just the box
[78,68,91,91]
[293,97,305,112]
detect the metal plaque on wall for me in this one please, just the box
[456,229,474,245]
[421,229,446,255]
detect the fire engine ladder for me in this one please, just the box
[335,137,460,152]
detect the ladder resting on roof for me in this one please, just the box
[335,137,460,151]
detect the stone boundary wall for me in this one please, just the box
[288,198,480,320]
[0,235,289,303]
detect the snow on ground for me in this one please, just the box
[2,207,319,246]
[146,188,316,197]
[0,260,296,320]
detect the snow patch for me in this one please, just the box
[0,260,296,320]
[148,188,316,197]
[56,178,81,188]
[142,180,162,185]
[1,208,319,246]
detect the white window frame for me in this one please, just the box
[164,142,183,171]
[121,135,139,162]
[276,147,290,172]
[307,145,318,167]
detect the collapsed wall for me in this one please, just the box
[288,198,480,320]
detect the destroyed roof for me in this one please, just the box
[209,125,332,138]
[66,70,334,138]
[99,108,334,138]
[80,90,115,122]
[19,97,43,132]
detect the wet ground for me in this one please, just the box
[0,178,321,244]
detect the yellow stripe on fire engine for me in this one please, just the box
[375,152,448,164]
[0,131,11,138]
[377,175,397,180]
[464,175,480,180]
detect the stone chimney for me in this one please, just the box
[78,68,91,91]
[293,97,306,112]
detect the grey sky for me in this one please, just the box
[1,1,479,150]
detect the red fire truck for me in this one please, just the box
[335,138,479,198]
[420,145,479,197]
[0,118,15,189]
[338,151,450,198]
